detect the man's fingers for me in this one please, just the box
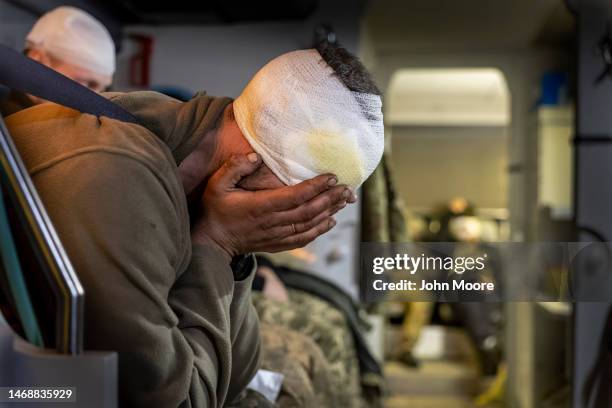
[261,185,350,226]
[328,200,349,216]
[259,197,347,239]
[264,209,334,239]
[210,153,263,190]
[254,174,338,213]
[274,217,336,251]
[255,217,337,252]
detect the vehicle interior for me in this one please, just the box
[1,0,611,407]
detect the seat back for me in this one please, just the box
[0,44,121,407]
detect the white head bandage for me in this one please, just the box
[26,6,115,78]
[233,49,384,190]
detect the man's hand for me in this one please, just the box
[191,153,355,260]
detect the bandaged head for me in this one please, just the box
[26,6,115,79]
[233,49,384,190]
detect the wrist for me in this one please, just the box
[231,254,255,281]
[191,228,233,263]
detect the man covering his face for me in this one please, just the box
[4,41,382,407]
[180,44,383,195]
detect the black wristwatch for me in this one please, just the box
[231,254,255,281]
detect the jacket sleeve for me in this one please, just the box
[30,151,257,407]
[226,256,262,402]
[169,248,261,407]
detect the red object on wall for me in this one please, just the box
[129,34,153,87]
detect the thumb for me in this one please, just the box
[212,153,261,190]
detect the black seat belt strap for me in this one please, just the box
[0,44,139,124]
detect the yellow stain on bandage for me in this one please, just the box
[307,129,364,188]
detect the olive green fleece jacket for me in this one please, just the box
[5,91,261,408]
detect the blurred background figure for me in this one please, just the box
[0,6,115,116]
[391,199,504,393]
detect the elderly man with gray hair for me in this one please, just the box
[1,6,114,116]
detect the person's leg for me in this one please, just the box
[451,302,502,376]
[397,301,433,365]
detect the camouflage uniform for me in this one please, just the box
[225,389,276,408]
[259,323,338,407]
[253,290,364,407]
[360,152,408,244]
